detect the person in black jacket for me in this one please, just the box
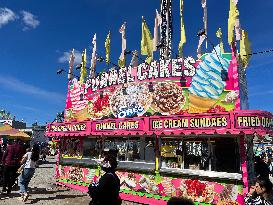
[167,197,194,205]
[88,154,121,205]
[254,156,270,178]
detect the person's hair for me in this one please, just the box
[30,144,40,162]
[15,138,23,144]
[257,177,273,194]
[167,197,194,205]
[103,153,118,170]
[7,139,13,145]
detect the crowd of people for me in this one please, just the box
[0,138,49,202]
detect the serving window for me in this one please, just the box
[60,137,83,159]
[103,136,155,162]
[82,137,102,159]
[160,136,240,173]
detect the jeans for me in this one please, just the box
[19,168,35,193]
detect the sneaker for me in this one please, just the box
[17,195,24,201]
[22,193,29,202]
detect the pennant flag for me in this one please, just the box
[197,34,206,58]
[130,50,139,67]
[68,49,75,80]
[105,31,111,64]
[118,22,126,68]
[228,0,239,44]
[90,34,97,78]
[141,17,153,64]
[216,28,224,53]
[235,18,242,41]
[80,49,87,85]
[240,30,252,68]
[153,10,161,51]
[202,0,208,33]
[178,0,186,57]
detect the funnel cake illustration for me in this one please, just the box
[188,47,230,113]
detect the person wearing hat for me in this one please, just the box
[88,153,121,205]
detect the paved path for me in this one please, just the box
[0,156,90,205]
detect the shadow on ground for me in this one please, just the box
[0,186,69,200]
[27,194,87,204]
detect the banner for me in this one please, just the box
[64,52,239,121]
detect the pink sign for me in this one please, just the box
[234,111,273,130]
[64,53,239,122]
[92,118,145,133]
[47,121,91,135]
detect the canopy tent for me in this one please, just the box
[9,131,31,140]
[0,123,31,141]
[0,123,19,135]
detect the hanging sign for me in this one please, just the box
[234,112,273,130]
[48,121,90,133]
[92,118,145,132]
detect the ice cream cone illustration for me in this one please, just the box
[188,47,230,113]
[188,94,217,113]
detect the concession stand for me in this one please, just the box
[46,47,273,205]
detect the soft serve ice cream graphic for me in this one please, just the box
[188,46,231,113]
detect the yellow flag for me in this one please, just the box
[178,0,186,57]
[105,31,111,64]
[80,49,87,85]
[228,0,239,45]
[118,58,126,68]
[240,30,251,68]
[216,28,224,53]
[141,17,153,64]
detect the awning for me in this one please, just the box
[0,123,19,135]
[0,123,31,141]
[9,131,31,140]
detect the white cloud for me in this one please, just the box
[21,10,40,30]
[0,76,65,103]
[0,8,17,28]
[58,49,83,66]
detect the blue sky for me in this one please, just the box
[0,0,273,126]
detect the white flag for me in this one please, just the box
[130,50,139,67]
[197,34,206,58]
[90,33,96,78]
[68,49,75,80]
[119,22,126,61]
[202,0,208,33]
[153,9,161,51]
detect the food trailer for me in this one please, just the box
[46,45,273,204]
